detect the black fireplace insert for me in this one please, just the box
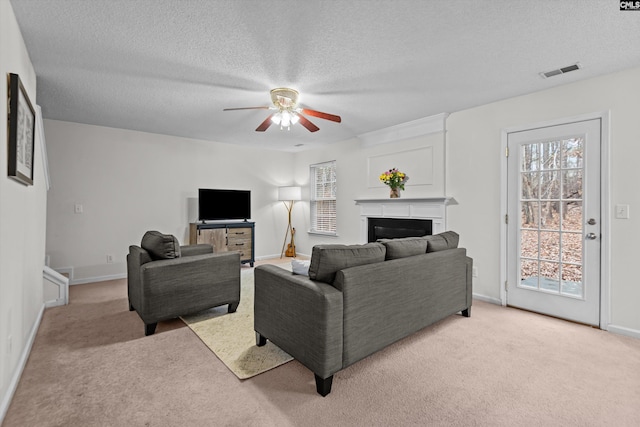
[368,218,432,242]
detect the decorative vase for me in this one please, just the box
[389,187,401,198]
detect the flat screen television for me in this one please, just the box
[198,189,251,221]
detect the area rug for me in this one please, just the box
[181,268,293,379]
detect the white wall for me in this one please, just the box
[0,0,47,419]
[292,131,446,254]
[447,66,640,334]
[44,120,295,282]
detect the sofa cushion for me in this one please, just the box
[141,231,181,260]
[425,231,459,252]
[379,237,429,260]
[308,243,386,283]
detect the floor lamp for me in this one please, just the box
[278,186,301,258]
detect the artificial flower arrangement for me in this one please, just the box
[379,168,409,190]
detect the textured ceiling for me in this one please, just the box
[10,0,640,152]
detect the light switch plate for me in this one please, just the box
[615,204,630,219]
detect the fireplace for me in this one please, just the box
[368,218,432,242]
[354,197,454,243]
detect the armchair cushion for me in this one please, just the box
[141,230,181,260]
[308,243,386,284]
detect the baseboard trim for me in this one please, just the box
[607,324,640,339]
[472,293,503,305]
[254,254,281,261]
[0,303,45,424]
[254,254,311,263]
[43,265,69,306]
[255,253,311,261]
[44,298,66,308]
[71,273,127,285]
[55,267,73,282]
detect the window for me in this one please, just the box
[309,161,337,235]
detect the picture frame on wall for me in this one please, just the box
[7,73,36,186]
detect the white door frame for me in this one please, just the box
[499,111,611,329]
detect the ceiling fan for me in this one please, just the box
[223,88,341,132]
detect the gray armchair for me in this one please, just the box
[127,231,240,336]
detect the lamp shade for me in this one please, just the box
[278,186,302,201]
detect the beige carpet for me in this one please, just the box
[181,269,293,379]
[3,267,640,426]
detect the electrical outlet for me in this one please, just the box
[472,266,478,278]
[106,254,114,264]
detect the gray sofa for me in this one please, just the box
[254,231,472,396]
[128,231,241,336]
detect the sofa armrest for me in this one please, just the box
[180,244,213,257]
[254,264,343,379]
[127,245,152,311]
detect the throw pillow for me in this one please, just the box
[141,231,181,260]
[439,230,460,248]
[291,259,311,276]
[379,237,429,260]
[425,231,460,252]
[308,243,386,283]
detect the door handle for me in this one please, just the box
[586,233,598,240]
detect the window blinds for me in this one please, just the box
[310,161,337,234]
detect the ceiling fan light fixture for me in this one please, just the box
[270,88,299,107]
[270,109,299,130]
[224,87,340,133]
[281,111,292,128]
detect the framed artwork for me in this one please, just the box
[7,73,36,186]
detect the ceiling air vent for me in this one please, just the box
[540,63,582,79]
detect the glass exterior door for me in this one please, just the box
[507,119,601,326]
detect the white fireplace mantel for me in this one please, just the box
[354,197,456,242]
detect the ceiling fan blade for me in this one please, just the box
[300,108,341,123]
[297,114,320,132]
[223,106,270,111]
[255,114,274,132]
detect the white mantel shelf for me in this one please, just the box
[354,197,455,242]
[354,197,456,205]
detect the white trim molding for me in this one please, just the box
[607,325,640,340]
[43,265,69,307]
[472,293,503,306]
[0,304,45,424]
[357,113,448,147]
[71,273,127,286]
[35,105,51,191]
